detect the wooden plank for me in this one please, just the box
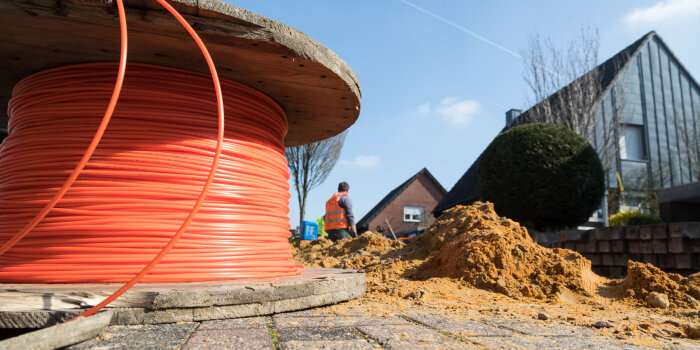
[0,268,366,328]
[0,311,112,350]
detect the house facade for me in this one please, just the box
[357,168,446,236]
[435,31,700,223]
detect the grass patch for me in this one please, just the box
[268,327,280,350]
[349,327,379,346]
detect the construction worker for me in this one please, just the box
[316,216,327,238]
[324,182,357,242]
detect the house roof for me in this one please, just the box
[357,168,446,229]
[432,31,657,216]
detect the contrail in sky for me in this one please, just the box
[399,0,523,60]
[399,0,563,80]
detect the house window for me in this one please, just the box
[619,124,645,161]
[403,206,424,222]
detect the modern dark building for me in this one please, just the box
[357,168,446,236]
[435,31,700,224]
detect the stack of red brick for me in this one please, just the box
[542,223,700,277]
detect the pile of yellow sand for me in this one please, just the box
[292,202,699,308]
[614,261,700,308]
[407,202,599,299]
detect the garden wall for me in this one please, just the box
[532,223,700,277]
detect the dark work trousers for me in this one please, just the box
[326,228,354,242]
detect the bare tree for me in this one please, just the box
[675,104,700,182]
[521,27,624,173]
[286,131,347,228]
[521,27,638,225]
[522,27,602,136]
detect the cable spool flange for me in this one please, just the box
[0,0,361,146]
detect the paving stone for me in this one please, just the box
[675,254,694,269]
[602,253,615,266]
[486,318,594,337]
[382,341,475,349]
[614,254,630,267]
[277,327,362,341]
[465,335,652,349]
[626,226,641,240]
[653,240,668,254]
[280,340,376,349]
[275,309,331,317]
[583,253,601,265]
[653,225,668,239]
[666,340,700,350]
[275,308,385,318]
[356,324,473,349]
[198,316,270,330]
[70,323,197,350]
[668,237,688,253]
[628,241,641,253]
[403,313,514,336]
[183,328,273,350]
[273,316,410,328]
[612,240,626,253]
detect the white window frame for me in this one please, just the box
[619,124,645,161]
[403,206,424,223]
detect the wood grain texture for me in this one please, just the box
[0,311,111,350]
[0,0,361,145]
[0,268,366,328]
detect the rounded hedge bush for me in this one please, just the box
[478,123,604,230]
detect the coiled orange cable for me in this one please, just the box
[0,0,303,319]
[0,62,301,283]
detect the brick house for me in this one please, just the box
[357,168,446,236]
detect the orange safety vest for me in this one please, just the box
[324,192,349,232]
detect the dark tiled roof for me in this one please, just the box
[432,31,656,217]
[357,168,446,231]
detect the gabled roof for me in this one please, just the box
[432,31,657,217]
[357,168,446,229]
[510,31,653,127]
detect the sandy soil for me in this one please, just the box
[291,202,700,346]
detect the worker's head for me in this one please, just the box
[338,182,349,193]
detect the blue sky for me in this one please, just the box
[230,0,700,228]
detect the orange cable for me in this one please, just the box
[1,64,301,281]
[0,0,303,319]
[0,0,128,256]
[75,0,227,319]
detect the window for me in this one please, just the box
[403,206,424,222]
[619,124,645,161]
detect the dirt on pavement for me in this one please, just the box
[291,201,700,344]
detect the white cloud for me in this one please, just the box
[339,155,381,167]
[623,0,700,26]
[417,103,431,116]
[434,97,481,124]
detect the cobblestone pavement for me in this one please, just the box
[68,305,700,350]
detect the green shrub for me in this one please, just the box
[478,123,604,230]
[610,210,663,226]
[609,210,636,227]
[628,214,663,225]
